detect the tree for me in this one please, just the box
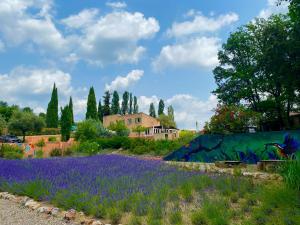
[132,125,147,137]
[69,97,74,124]
[108,121,130,137]
[167,105,175,123]
[121,91,129,115]
[8,111,45,142]
[103,91,111,116]
[133,96,139,114]
[98,100,103,122]
[158,99,165,115]
[204,104,261,135]
[0,103,18,122]
[149,103,156,118]
[0,115,7,135]
[86,87,98,120]
[111,91,120,115]
[23,107,33,113]
[46,83,58,128]
[75,119,110,141]
[129,93,133,114]
[61,105,72,142]
[158,114,177,128]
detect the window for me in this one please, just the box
[135,117,142,124]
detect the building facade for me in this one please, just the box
[103,113,179,140]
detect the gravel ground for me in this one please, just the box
[0,199,75,225]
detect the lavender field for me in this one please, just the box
[0,155,299,225]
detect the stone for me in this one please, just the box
[25,200,41,210]
[64,209,76,220]
[92,221,103,225]
[37,206,52,214]
[51,207,60,216]
[20,197,31,206]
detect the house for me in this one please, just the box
[103,112,179,140]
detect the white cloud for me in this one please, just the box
[167,12,239,38]
[62,8,100,29]
[0,40,5,52]
[138,94,218,129]
[106,1,127,9]
[105,70,144,91]
[153,37,220,70]
[258,0,289,19]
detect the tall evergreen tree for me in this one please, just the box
[167,105,175,123]
[103,91,111,116]
[133,96,139,114]
[111,91,120,115]
[121,91,129,115]
[149,103,156,118]
[158,99,165,115]
[86,87,98,120]
[61,105,72,142]
[129,93,133,114]
[69,97,74,124]
[98,100,103,122]
[46,83,58,128]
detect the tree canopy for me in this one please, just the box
[46,84,58,128]
[86,87,98,120]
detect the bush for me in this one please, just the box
[77,141,100,155]
[108,207,122,225]
[50,148,62,157]
[36,139,45,149]
[48,136,57,142]
[63,148,73,156]
[108,121,130,137]
[35,149,44,158]
[75,119,110,141]
[279,160,300,191]
[96,136,131,150]
[0,144,23,159]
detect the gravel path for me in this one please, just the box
[0,199,75,225]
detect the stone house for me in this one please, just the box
[103,112,179,140]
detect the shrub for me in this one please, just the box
[128,216,142,225]
[0,144,23,159]
[35,149,44,158]
[63,148,73,156]
[50,148,62,157]
[108,121,130,137]
[191,211,209,225]
[96,136,131,150]
[77,141,100,155]
[169,211,183,225]
[36,139,45,149]
[41,128,60,135]
[108,207,122,225]
[279,160,300,191]
[48,136,57,142]
[75,119,110,142]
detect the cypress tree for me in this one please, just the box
[61,105,72,142]
[103,91,111,116]
[167,105,175,122]
[121,91,129,115]
[46,83,58,128]
[111,91,120,115]
[98,100,103,122]
[158,99,165,116]
[129,93,133,114]
[133,96,139,114]
[69,97,74,124]
[86,87,98,120]
[149,103,156,118]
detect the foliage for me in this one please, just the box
[121,91,129,115]
[75,119,110,141]
[132,125,147,137]
[36,139,45,149]
[103,91,111,116]
[48,136,57,142]
[108,121,130,137]
[133,96,139,114]
[279,160,300,190]
[204,104,261,134]
[86,87,98,120]
[98,100,103,122]
[129,93,133,114]
[35,150,44,158]
[158,114,177,128]
[158,99,165,116]
[149,103,156,118]
[0,144,23,159]
[0,115,7,135]
[69,97,74,124]
[40,128,61,135]
[0,101,19,122]
[46,84,58,128]
[8,111,45,142]
[61,105,72,142]
[111,91,120,115]
[77,141,100,155]
[50,148,62,157]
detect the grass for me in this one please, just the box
[0,155,299,224]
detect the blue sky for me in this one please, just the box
[0,0,288,129]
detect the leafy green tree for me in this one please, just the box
[132,125,147,137]
[61,105,72,141]
[121,91,129,115]
[69,97,74,124]
[158,114,177,128]
[75,119,109,141]
[103,91,111,116]
[158,99,165,115]
[133,96,139,114]
[204,104,261,134]
[23,107,33,113]
[46,83,58,128]
[129,93,133,114]
[0,115,7,135]
[0,103,18,122]
[167,105,175,123]
[86,87,98,120]
[111,91,120,115]
[8,111,45,142]
[98,100,103,122]
[108,121,130,137]
[149,103,156,118]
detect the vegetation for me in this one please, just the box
[158,99,165,116]
[48,136,57,142]
[149,103,156,118]
[158,114,177,129]
[69,97,74,125]
[133,96,139,114]
[111,91,120,115]
[46,84,58,128]
[121,91,129,115]
[75,119,110,142]
[108,121,130,137]
[86,87,98,120]
[279,160,300,191]
[61,105,72,141]
[98,100,104,122]
[0,144,24,159]
[36,139,46,150]
[132,125,147,137]
[103,91,111,116]
[0,115,7,135]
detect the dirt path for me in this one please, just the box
[0,199,75,225]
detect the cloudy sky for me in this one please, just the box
[0,0,289,129]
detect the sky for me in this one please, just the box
[0,0,289,129]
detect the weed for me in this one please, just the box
[169,211,183,225]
